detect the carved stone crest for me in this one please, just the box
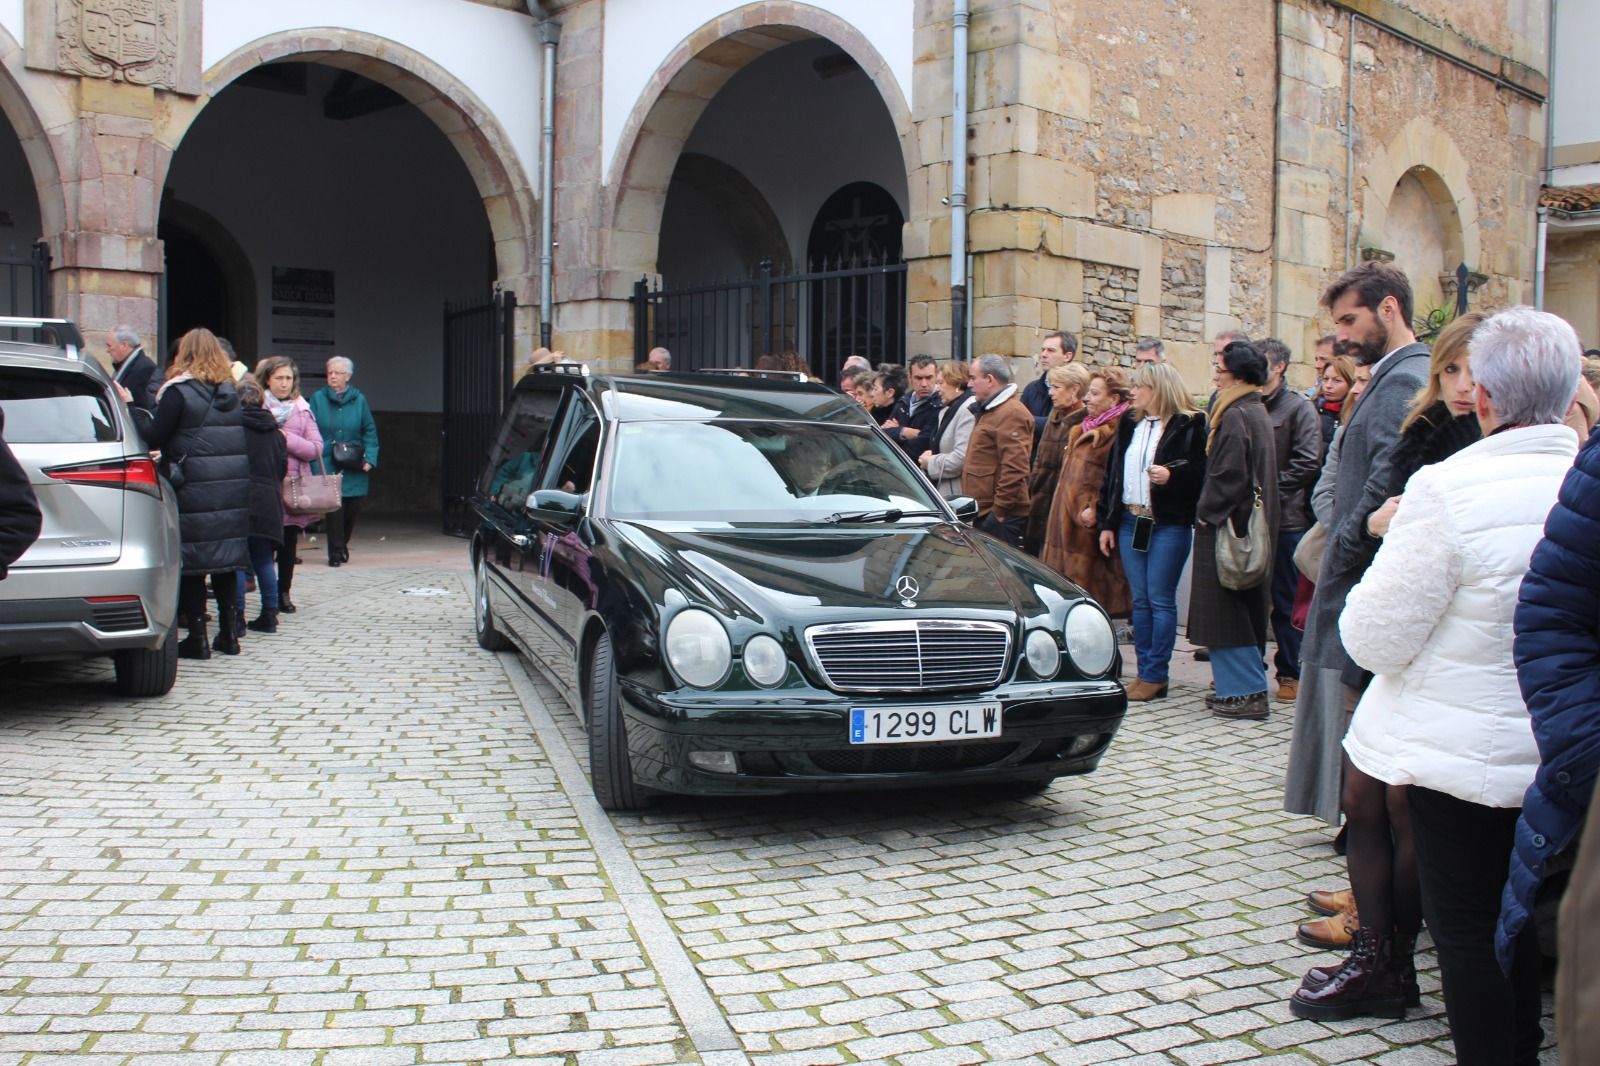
[26,0,200,95]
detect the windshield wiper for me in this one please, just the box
[823,508,945,525]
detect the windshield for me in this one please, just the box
[606,419,946,523]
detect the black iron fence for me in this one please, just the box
[633,256,906,383]
[0,242,50,318]
[441,289,515,536]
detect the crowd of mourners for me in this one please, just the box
[837,262,1600,1065]
[89,327,377,659]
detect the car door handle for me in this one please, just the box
[511,534,533,548]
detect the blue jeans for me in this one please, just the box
[235,535,279,613]
[1210,644,1268,698]
[1271,529,1306,680]
[1117,513,1191,684]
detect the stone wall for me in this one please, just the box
[1080,262,1137,366]
[1161,246,1206,343]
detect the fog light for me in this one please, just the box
[1065,734,1099,756]
[688,751,739,774]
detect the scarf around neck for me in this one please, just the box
[265,392,296,426]
[1081,399,1130,433]
[1207,384,1260,453]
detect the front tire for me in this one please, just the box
[586,633,644,811]
[474,556,511,651]
[113,626,178,697]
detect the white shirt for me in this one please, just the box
[1121,416,1161,507]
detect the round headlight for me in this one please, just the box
[665,609,731,688]
[1024,628,1061,679]
[1065,603,1116,677]
[741,634,788,687]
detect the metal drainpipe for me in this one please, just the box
[949,0,969,363]
[537,18,561,348]
[1536,0,1556,309]
[1344,9,1356,269]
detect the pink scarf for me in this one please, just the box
[1080,399,1130,434]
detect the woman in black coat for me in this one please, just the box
[234,376,288,634]
[1189,341,1279,720]
[125,328,251,659]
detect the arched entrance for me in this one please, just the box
[605,7,916,374]
[0,30,67,318]
[157,36,537,519]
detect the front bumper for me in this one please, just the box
[619,679,1127,796]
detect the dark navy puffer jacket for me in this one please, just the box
[138,379,250,576]
[1498,425,1600,972]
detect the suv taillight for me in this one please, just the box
[45,457,161,498]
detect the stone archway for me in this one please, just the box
[158,30,538,312]
[604,4,918,296]
[1358,118,1481,277]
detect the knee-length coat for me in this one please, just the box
[1042,418,1130,616]
[1188,391,1279,648]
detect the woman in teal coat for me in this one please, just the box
[308,355,379,566]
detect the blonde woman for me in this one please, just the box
[1023,362,1091,555]
[125,328,251,658]
[919,361,975,498]
[1094,362,1207,700]
[1042,368,1132,620]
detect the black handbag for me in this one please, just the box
[331,440,364,472]
[163,387,217,490]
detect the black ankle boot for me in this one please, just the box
[212,610,241,655]
[178,624,211,660]
[1289,928,1407,1021]
[279,591,296,614]
[246,609,279,633]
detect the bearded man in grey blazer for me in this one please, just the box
[1285,262,1430,824]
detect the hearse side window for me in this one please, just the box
[481,387,564,507]
[538,393,602,496]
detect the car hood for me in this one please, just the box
[613,521,1083,623]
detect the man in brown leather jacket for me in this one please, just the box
[961,353,1034,549]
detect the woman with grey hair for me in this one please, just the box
[1293,308,1580,1058]
[308,356,380,567]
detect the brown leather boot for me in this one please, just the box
[1297,897,1359,949]
[1308,887,1352,915]
[1289,927,1407,1021]
[1125,680,1168,701]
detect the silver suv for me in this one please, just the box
[0,317,182,695]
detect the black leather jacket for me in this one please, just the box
[1096,410,1207,530]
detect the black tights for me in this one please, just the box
[276,526,300,592]
[1341,755,1421,944]
[179,572,238,631]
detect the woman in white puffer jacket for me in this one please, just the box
[1337,307,1582,1066]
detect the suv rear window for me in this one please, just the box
[0,369,118,443]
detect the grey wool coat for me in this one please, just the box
[1299,343,1431,676]
[1188,391,1280,649]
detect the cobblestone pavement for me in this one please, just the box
[0,527,1558,1065]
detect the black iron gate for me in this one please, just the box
[633,256,906,382]
[0,242,51,317]
[441,289,515,536]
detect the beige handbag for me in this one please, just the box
[1294,521,1328,582]
[1215,480,1272,591]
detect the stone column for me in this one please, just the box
[25,0,201,364]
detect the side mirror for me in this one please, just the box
[948,495,979,521]
[525,488,586,525]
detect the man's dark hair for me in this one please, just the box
[1258,338,1292,370]
[1044,330,1078,353]
[876,363,908,400]
[1221,341,1270,386]
[1215,329,1250,347]
[1316,334,1337,348]
[1321,261,1413,328]
[839,366,866,388]
[908,353,937,371]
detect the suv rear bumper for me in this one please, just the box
[0,594,175,656]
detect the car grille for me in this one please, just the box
[804,620,1011,693]
[90,602,148,632]
[805,742,1018,774]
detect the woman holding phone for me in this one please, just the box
[1096,362,1207,701]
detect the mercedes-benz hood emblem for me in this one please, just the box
[895,575,920,606]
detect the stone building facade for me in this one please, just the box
[0,0,1551,509]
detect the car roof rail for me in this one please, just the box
[0,317,86,359]
[526,361,589,378]
[695,368,813,382]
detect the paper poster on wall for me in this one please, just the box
[269,266,336,379]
